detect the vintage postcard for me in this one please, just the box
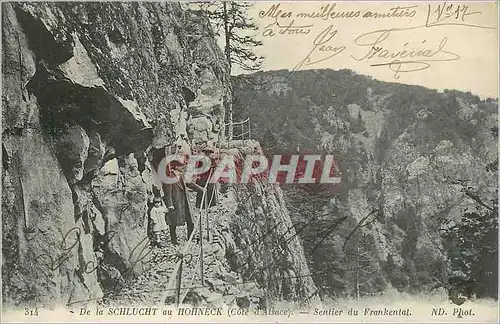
[1,1,498,323]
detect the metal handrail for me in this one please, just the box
[232,130,250,139]
[231,117,250,126]
[216,117,252,147]
[160,116,252,306]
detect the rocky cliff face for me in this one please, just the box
[2,3,316,308]
[228,180,318,303]
[233,69,498,297]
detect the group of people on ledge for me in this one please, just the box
[147,141,219,248]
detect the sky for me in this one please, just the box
[228,1,498,99]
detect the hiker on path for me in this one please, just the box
[195,143,219,210]
[149,196,169,248]
[163,160,205,245]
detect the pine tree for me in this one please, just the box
[196,1,263,73]
[350,110,366,134]
[190,2,264,141]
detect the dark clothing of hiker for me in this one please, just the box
[194,152,219,209]
[163,169,204,245]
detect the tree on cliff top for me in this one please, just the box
[188,1,264,140]
[193,1,264,73]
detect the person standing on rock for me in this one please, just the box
[195,143,219,210]
[149,196,169,248]
[163,160,205,246]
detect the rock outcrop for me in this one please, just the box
[228,181,318,303]
[2,2,316,309]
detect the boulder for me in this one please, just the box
[189,116,212,132]
[188,116,213,143]
[55,125,90,183]
[223,272,239,285]
[169,104,188,140]
[100,158,119,176]
[235,294,251,309]
[84,131,106,175]
[188,69,224,115]
[58,35,105,88]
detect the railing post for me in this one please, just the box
[227,99,233,141]
[206,210,210,242]
[206,172,214,242]
[249,119,251,141]
[241,123,244,145]
[175,254,184,307]
[199,207,204,287]
[205,194,211,242]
